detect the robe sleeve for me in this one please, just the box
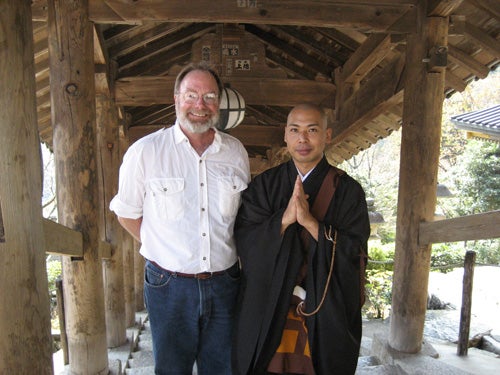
[233,170,304,374]
[305,174,370,374]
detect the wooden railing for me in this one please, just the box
[419,209,500,357]
[43,218,112,258]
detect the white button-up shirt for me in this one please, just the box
[110,123,250,273]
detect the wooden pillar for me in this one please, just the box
[457,251,476,356]
[47,0,108,373]
[389,6,448,353]
[96,83,127,346]
[134,239,146,311]
[123,233,136,326]
[0,1,53,373]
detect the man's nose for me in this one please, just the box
[298,131,308,141]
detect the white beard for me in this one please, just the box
[177,105,219,134]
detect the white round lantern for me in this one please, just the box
[217,87,245,130]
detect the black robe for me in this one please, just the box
[233,157,370,375]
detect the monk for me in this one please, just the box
[233,103,370,374]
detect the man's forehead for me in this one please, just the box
[286,122,321,127]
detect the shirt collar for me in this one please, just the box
[297,167,314,181]
[173,121,221,153]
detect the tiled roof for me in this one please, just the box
[451,105,500,140]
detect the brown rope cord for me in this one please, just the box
[296,226,337,317]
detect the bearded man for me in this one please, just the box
[111,62,250,375]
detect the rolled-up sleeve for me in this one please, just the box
[109,146,145,219]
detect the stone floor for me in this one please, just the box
[53,310,499,374]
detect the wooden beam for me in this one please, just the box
[127,123,285,149]
[419,210,500,245]
[244,24,335,77]
[389,13,448,353]
[0,2,54,371]
[468,0,500,20]
[445,69,467,92]
[428,0,465,16]
[332,54,405,143]
[228,125,284,147]
[448,45,490,79]
[464,22,500,60]
[43,218,83,257]
[47,0,109,372]
[32,0,417,33]
[341,33,394,84]
[115,76,336,108]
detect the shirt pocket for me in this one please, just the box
[218,176,247,219]
[147,178,185,220]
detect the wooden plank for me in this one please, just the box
[419,210,500,245]
[32,0,416,32]
[43,218,83,257]
[115,76,336,108]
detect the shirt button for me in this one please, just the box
[200,183,204,187]
[203,257,207,260]
[199,160,203,163]
[202,233,206,236]
[201,207,205,211]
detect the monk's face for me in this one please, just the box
[284,106,332,174]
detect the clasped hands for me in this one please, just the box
[281,175,319,241]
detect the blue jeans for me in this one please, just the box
[144,260,240,375]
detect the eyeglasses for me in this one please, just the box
[180,91,219,105]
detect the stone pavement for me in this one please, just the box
[54,311,499,374]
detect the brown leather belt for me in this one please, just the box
[150,261,233,280]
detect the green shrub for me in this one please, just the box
[46,258,62,294]
[363,270,393,319]
[430,243,465,273]
[367,243,394,272]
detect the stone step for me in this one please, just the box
[125,366,156,375]
[355,363,407,374]
[127,350,154,369]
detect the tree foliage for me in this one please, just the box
[450,141,500,215]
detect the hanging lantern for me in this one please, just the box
[217,87,245,131]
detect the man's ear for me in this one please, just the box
[325,128,333,144]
